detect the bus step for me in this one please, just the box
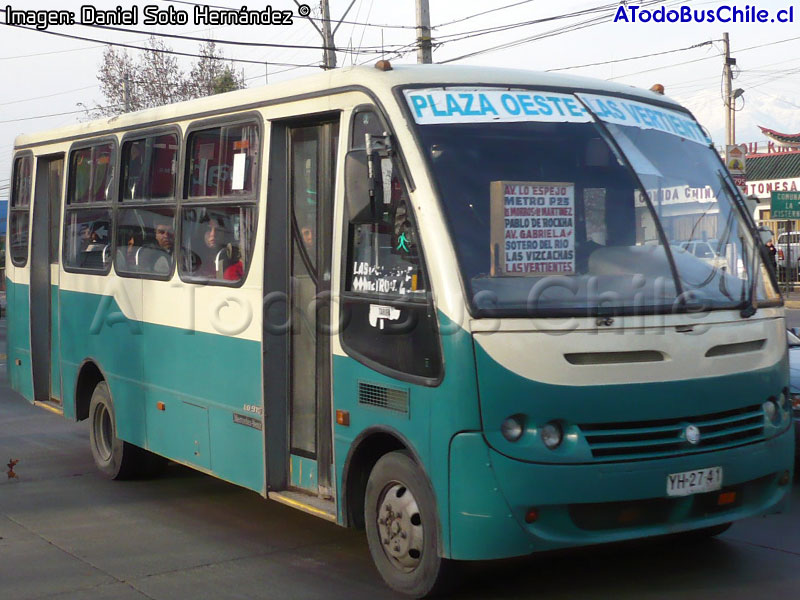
[268,490,337,523]
[34,399,64,415]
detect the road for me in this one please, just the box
[1,317,799,599]
[786,307,800,330]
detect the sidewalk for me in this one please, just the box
[783,289,800,309]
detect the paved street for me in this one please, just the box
[1,316,799,599]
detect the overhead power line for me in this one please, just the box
[438,1,664,64]
[547,41,714,72]
[162,0,417,29]
[433,0,538,28]
[76,21,394,54]
[0,21,319,68]
[0,85,98,107]
[0,105,122,124]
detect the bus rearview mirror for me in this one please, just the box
[345,150,382,223]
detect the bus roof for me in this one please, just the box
[14,64,683,149]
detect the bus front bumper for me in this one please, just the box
[447,428,793,561]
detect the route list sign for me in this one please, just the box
[490,181,575,276]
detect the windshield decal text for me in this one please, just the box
[404,88,592,125]
[578,93,711,145]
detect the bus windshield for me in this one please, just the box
[409,88,778,316]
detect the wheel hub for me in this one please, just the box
[93,404,113,462]
[376,483,424,571]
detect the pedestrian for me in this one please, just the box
[766,239,777,270]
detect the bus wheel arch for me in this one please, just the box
[342,428,414,530]
[75,360,106,422]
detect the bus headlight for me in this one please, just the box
[762,399,779,423]
[541,422,563,450]
[501,415,525,442]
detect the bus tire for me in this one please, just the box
[88,381,142,480]
[365,451,455,598]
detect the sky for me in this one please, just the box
[3,0,800,201]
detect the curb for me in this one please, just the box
[785,301,800,309]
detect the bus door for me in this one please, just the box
[30,154,64,405]
[264,117,339,504]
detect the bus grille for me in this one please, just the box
[579,404,765,461]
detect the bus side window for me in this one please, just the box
[9,155,32,267]
[116,133,179,279]
[179,119,260,285]
[339,110,442,383]
[63,142,115,273]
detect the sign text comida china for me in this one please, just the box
[490,181,575,276]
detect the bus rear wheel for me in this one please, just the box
[365,451,454,598]
[88,381,164,479]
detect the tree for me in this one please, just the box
[85,38,245,118]
[185,41,246,98]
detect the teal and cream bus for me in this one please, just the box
[6,63,794,597]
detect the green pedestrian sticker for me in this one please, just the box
[396,232,410,253]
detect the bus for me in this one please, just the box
[6,63,794,597]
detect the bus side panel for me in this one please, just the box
[332,312,481,557]
[142,323,264,492]
[58,289,146,448]
[7,279,33,402]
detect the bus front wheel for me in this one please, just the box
[365,451,454,598]
[88,382,163,479]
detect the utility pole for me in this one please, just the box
[321,0,336,70]
[723,32,734,146]
[416,0,433,64]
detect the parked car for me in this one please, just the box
[787,329,800,454]
[775,232,800,270]
[679,240,729,270]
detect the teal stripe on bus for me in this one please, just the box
[9,280,265,494]
[7,279,33,401]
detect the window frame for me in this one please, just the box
[62,137,118,275]
[338,105,443,387]
[114,126,182,282]
[178,113,263,288]
[9,151,34,267]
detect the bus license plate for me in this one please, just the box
[666,467,723,497]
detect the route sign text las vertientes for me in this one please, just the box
[770,191,800,218]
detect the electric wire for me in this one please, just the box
[0,20,318,68]
[162,0,417,29]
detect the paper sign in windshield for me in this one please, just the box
[490,181,575,276]
[404,88,591,125]
[578,93,710,145]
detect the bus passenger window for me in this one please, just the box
[179,205,255,283]
[186,123,259,199]
[116,207,175,276]
[64,141,115,273]
[116,132,179,279]
[9,155,32,266]
[181,119,260,285]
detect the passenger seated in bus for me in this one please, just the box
[80,221,111,268]
[144,218,174,274]
[118,228,144,270]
